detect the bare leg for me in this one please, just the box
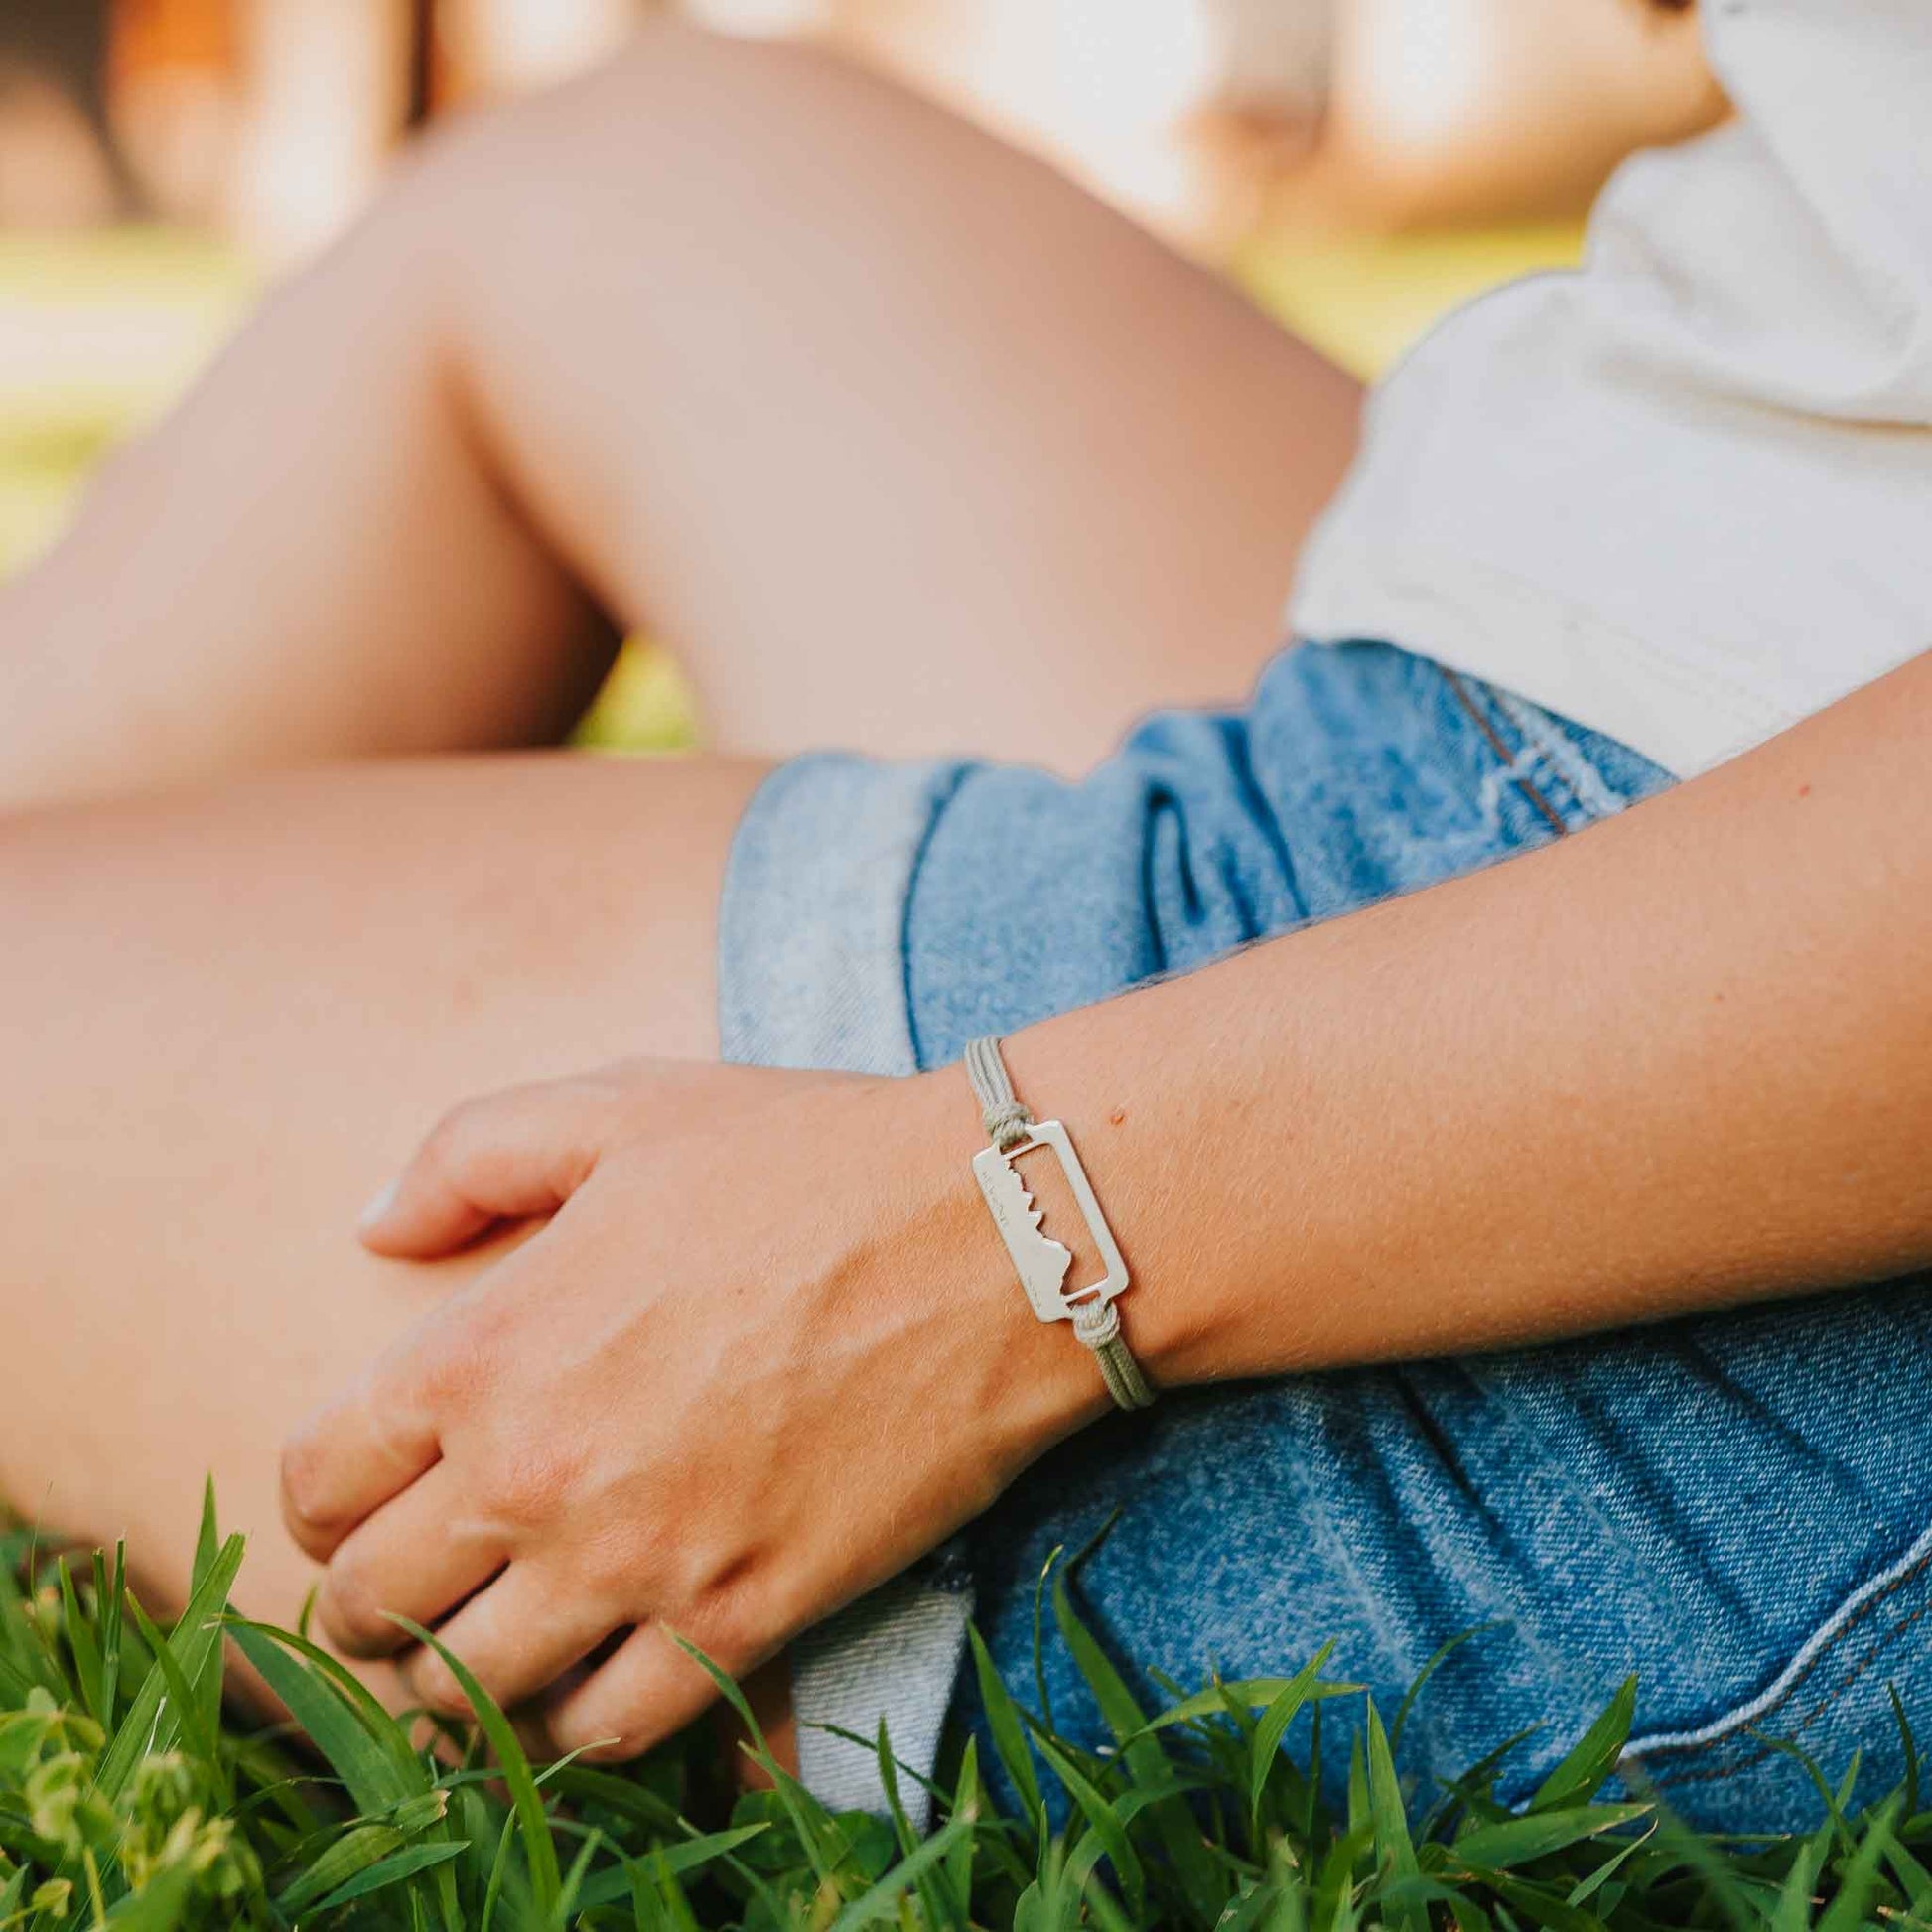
[0,753,761,1637]
[0,21,1359,808]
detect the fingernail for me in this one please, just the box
[357,1179,400,1230]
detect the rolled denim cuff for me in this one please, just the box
[717,749,977,1823]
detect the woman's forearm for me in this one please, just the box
[996,650,1932,1388]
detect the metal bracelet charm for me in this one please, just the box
[963,1037,1155,1412]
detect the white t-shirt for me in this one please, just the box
[1289,0,1932,778]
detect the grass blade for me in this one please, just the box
[1392,1627,1501,1755]
[571,1826,773,1910]
[1053,1556,1225,1920]
[667,1632,850,1891]
[1366,1701,1425,1932]
[1894,1685,1922,1825]
[95,1532,244,1800]
[970,1623,1045,1827]
[123,1590,224,1774]
[1250,1645,1340,1842]
[390,1613,562,1916]
[1773,1817,1836,1932]
[1147,1677,1363,1737]
[1817,1797,1901,1932]
[307,1839,471,1915]
[227,1618,412,1816]
[93,1545,125,1734]
[275,1823,408,1916]
[827,1818,973,1930]
[56,1559,103,1725]
[1453,1805,1653,1873]
[1034,1730,1146,1917]
[1531,1678,1637,1814]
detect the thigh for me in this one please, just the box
[0,752,762,1630]
[1,26,1356,808]
[429,23,1362,774]
[0,188,617,811]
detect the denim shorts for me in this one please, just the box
[718,639,1932,1834]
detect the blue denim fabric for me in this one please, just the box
[718,640,1932,1834]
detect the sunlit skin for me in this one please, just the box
[2,18,1926,1781]
[0,22,1358,1767]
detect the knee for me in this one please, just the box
[399,14,857,221]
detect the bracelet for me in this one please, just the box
[963,1036,1155,1413]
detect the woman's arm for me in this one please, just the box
[1004,646,1932,1384]
[1289,0,1727,230]
[284,646,1932,1755]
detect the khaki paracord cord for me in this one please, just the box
[963,1035,1156,1413]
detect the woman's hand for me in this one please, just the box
[278,1058,1100,1760]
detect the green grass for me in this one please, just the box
[0,1492,1921,1930]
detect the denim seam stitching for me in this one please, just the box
[1436,666,1571,838]
[1624,1513,1932,1764]
[1630,1592,1932,1790]
[1484,688,1629,823]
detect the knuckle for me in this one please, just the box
[571,1067,632,1115]
[319,1566,398,1657]
[406,1651,471,1721]
[574,1528,651,1612]
[397,1320,494,1416]
[553,1687,660,1766]
[685,1575,775,1677]
[421,1100,488,1181]
[485,1443,577,1530]
[279,1436,344,1548]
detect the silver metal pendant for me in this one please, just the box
[971,1118,1130,1325]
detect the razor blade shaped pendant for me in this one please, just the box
[971,1119,1130,1325]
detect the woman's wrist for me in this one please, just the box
[892,1063,1123,1459]
[989,1011,1240,1395]
[929,1005,1252,1407]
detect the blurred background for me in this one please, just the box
[0,0,1724,735]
